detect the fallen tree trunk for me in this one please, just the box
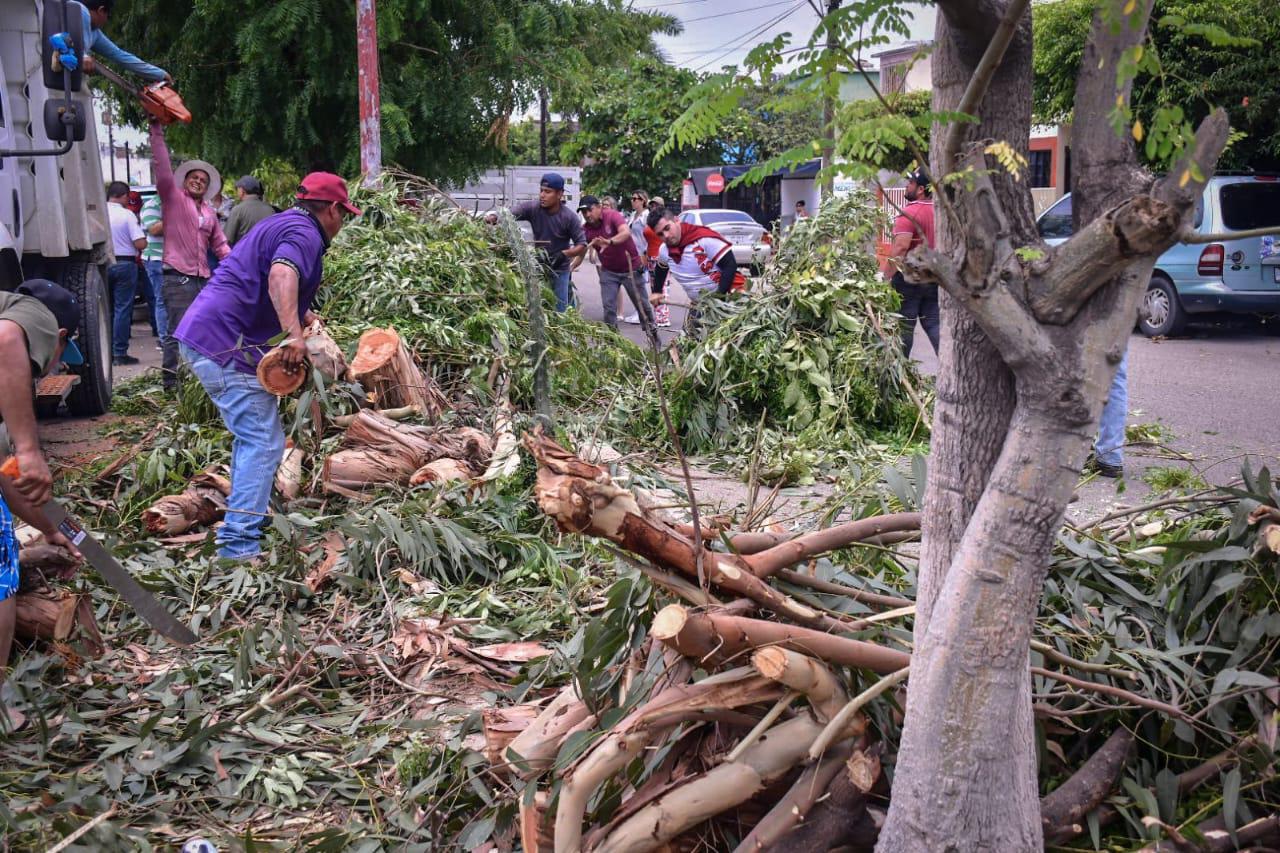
[348,327,447,419]
[141,472,231,535]
[323,410,493,489]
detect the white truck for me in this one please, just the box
[1,0,114,415]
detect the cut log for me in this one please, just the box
[651,603,910,675]
[256,345,307,396]
[322,410,494,489]
[349,327,446,419]
[752,647,849,722]
[13,589,105,656]
[322,447,418,489]
[1040,728,1134,839]
[141,472,231,535]
[275,440,305,500]
[733,741,858,853]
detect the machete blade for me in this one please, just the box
[42,501,198,645]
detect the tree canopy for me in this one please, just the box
[1033,0,1279,169]
[107,0,678,181]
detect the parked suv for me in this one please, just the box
[1036,175,1280,336]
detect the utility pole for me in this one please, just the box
[820,0,841,200]
[124,141,131,184]
[356,0,382,187]
[104,99,116,181]
[539,87,549,166]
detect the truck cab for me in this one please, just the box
[1,0,114,414]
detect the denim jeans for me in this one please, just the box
[162,271,206,390]
[108,261,138,358]
[551,268,573,313]
[181,343,285,559]
[892,274,941,356]
[144,259,167,338]
[1094,348,1128,467]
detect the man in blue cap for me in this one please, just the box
[511,172,588,312]
[0,280,86,713]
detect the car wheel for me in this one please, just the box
[62,260,113,416]
[1138,273,1187,337]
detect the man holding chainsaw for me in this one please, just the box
[174,174,359,562]
[150,120,231,391]
[0,281,84,715]
[76,0,173,84]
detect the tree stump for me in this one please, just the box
[349,327,446,419]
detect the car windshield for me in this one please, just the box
[698,211,758,227]
[1038,195,1072,239]
[1220,182,1280,231]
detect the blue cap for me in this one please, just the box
[540,172,565,191]
[61,339,84,365]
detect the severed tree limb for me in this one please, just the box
[808,667,910,761]
[940,0,1033,175]
[752,647,850,722]
[555,673,782,853]
[651,604,911,675]
[760,768,885,852]
[1040,727,1134,837]
[742,513,923,579]
[525,431,846,632]
[734,741,857,853]
[593,715,849,853]
[1180,224,1280,244]
[1031,666,1184,718]
[505,684,597,779]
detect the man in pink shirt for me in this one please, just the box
[887,169,938,356]
[150,121,231,391]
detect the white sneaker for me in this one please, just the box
[622,313,640,325]
[656,318,671,328]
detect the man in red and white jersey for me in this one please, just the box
[886,168,939,355]
[646,208,744,327]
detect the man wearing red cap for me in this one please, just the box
[174,174,360,562]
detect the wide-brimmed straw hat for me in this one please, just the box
[175,159,222,202]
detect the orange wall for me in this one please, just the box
[1030,136,1059,189]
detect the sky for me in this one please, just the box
[635,0,937,73]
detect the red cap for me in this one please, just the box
[296,172,362,216]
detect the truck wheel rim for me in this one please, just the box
[1144,288,1170,328]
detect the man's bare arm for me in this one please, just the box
[0,320,52,505]
[267,262,307,369]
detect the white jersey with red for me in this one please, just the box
[657,223,746,300]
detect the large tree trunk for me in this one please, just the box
[878,0,1228,848]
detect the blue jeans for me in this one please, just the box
[181,344,285,559]
[1095,348,1128,467]
[144,259,167,338]
[552,269,573,313]
[108,261,138,357]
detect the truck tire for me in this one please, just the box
[62,259,113,415]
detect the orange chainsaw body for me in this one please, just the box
[139,82,192,125]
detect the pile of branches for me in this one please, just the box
[429,435,1278,852]
[620,192,929,483]
[319,180,646,410]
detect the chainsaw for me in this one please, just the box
[94,62,192,125]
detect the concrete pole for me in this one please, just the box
[356,0,382,187]
[820,0,841,200]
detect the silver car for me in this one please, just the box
[678,209,773,270]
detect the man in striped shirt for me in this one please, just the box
[139,193,165,344]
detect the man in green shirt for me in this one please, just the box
[0,280,84,724]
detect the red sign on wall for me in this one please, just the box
[706,173,725,194]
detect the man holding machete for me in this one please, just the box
[0,281,84,719]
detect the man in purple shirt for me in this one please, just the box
[578,195,653,334]
[175,173,360,561]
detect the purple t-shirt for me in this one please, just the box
[583,208,642,274]
[175,208,329,373]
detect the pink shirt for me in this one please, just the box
[150,125,230,277]
[892,199,936,251]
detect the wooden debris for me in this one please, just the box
[14,589,105,656]
[349,327,447,419]
[275,440,305,499]
[141,472,231,535]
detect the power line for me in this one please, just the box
[631,0,712,8]
[681,0,795,23]
[689,2,807,72]
[676,1,805,63]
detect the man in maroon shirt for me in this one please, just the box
[579,195,654,333]
[887,169,939,356]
